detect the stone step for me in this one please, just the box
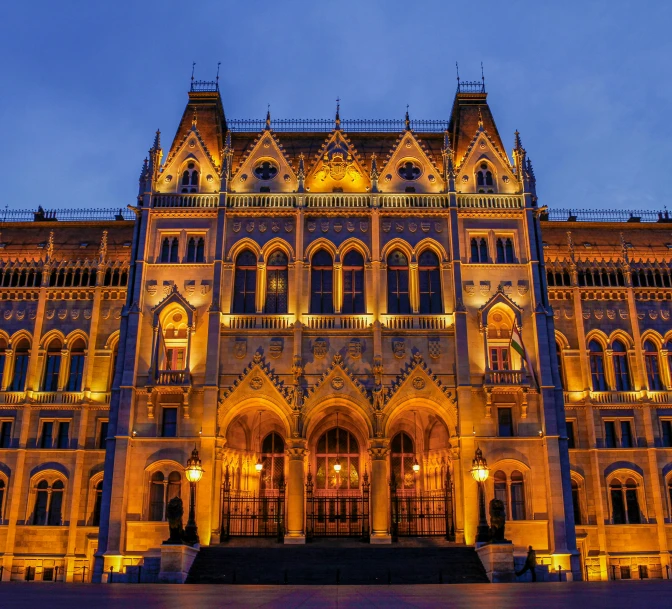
[186,541,489,585]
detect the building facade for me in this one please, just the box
[1,81,671,583]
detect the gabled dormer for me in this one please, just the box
[230,124,298,193]
[377,128,445,194]
[305,130,370,193]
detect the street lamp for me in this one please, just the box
[334,412,342,473]
[412,411,420,473]
[184,446,204,545]
[255,411,264,473]
[470,446,490,543]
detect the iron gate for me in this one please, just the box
[390,474,454,540]
[220,469,285,541]
[306,468,370,540]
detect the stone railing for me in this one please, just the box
[0,391,26,404]
[223,315,291,330]
[589,391,641,404]
[647,391,672,404]
[456,194,523,209]
[381,314,452,330]
[227,194,297,209]
[156,370,190,386]
[152,194,218,208]
[379,194,448,209]
[31,391,85,405]
[305,194,369,208]
[302,314,372,330]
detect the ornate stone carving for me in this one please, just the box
[233,339,247,359]
[412,376,426,390]
[313,338,327,359]
[250,376,264,390]
[269,337,283,358]
[331,376,345,390]
[392,338,406,359]
[348,338,362,359]
[428,338,441,359]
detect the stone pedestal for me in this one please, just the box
[158,544,200,584]
[476,542,515,583]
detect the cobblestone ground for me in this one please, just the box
[1,581,671,608]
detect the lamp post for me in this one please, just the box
[412,411,420,473]
[184,446,204,545]
[255,410,264,474]
[470,446,490,543]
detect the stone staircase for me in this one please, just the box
[186,538,489,585]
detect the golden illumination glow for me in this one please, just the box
[470,447,489,483]
[255,459,263,473]
[185,447,204,483]
[333,458,342,473]
[412,458,420,473]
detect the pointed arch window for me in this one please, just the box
[387,250,410,314]
[612,340,631,391]
[342,250,365,314]
[260,432,285,491]
[390,431,416,490]
[160,237,179,263]
[186,237,206,263]
[0,479,5,524]
[310,249,334,314]
[589,340,607,392]
[66,338,85,392]
[571,480,582,525]
[315,427,359,491]
[470,238,488,263]
[0,337,6,389]
[644,340,662,391]
[233,249,257,314]
[265,250,288,314]
[477,163,495,193]
[181,162,199,193]
[42,339,62,392]
[418,250,442,314]
[10,338,30,392]
[496,238,515,263]
[556,341,565,390]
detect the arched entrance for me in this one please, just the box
[306,419,370,540]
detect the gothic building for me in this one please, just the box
[0,79,671,583]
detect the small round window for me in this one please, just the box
[253,159,279,181]
[397,159,422,181]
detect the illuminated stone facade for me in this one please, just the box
[1,82,671,583]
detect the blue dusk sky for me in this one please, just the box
[1,0,670,213]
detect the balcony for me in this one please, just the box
[0,391,26,404]
[32,391,84,405]
[302,314,372,330]
[227,194,296,209]
[223,315,291,330]
[305,194,369,209]
[484,369,527,386]
[381,314,452,331]
[379,194,447,209]
[456,194,523,210]
[589,391,641,405]
[156,370,191,386]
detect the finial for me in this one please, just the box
[335,96,341,130]
[370,153,379,193]
[481,61,485,88]
[297,153,305,192]
[477,107,484,130]
[191,62,196,83]
[216,61,221,84]
[443,129,451,152]
[514,129,523,151]
[405,104,410,131]
[192,109,198,127]
[456,61,460,85]
[265,104,271,130]
[152,129,161,151]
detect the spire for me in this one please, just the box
[514,129,523,152]
[297,153,305,193]
[512,129,527,182]
[153,129,161,151]
[46,230,54,263]
[335,97,341,130]
[220,130,233,191]
[265,104,271,130]
[442,130,455,192]
[192,109,198,128]
[147,129,163,191]
[405,105,410,131]
[139,157,149,195]
[370,153,379,193]
[99,230,108,263]
[525,157,536,197]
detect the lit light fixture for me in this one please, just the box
[470,446,490,483]
[184,446,204,545]
[255,411,263,473]
[333,412,342,473]
[412,411,420,473]
[185,446,204,484]
[471,446,490,543]
[132,430,137,437]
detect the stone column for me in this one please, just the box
[285,440,306,544]
[369,440,391,544]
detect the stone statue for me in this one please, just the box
[164,496,185,544]
[489,498,507,543]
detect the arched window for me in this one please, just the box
[186,237,196,262]
[181,162,199,193]
[315,427,359,491]
[92,480,103,526]
[233,249,258,314]
[476,163,495,193]
[310,249,334,314]
[496,238,515,263]
[185,237,205,263]
[387,250,410,314]
[0,337,6,387]
[644,340,662,391]
[160,237,179,263]
[571,479,582,525]
[0,479,5,523]
[418,250,441,314]
[612,340,631,391]
[610,477,641,524]
[668,478,672,519]
[260,432,285,491]
[265,250,288,314]
[470,238,488,263]
[556,341,565,389]
[342,250,365,314]
[390,431,416,490]
[42,339,62,392]
[148,469,182,521]
[66,338,85,392]
[10,338,30,392]
[589,340,607,391]
[32,479,65,526]
[492,470,527,521]
[196,237,205,263]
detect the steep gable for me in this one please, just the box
[305,131,370,193]
[231,130,297,193]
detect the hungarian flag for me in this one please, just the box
[511,327,537,386]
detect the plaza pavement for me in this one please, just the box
[0,581,671,608]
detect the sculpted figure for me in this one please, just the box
[489,498,507,543]
[164,496,185,544]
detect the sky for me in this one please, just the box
[1,0,671,213]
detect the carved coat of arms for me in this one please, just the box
[382,221,391,233]
[271,221,280,233]
[313,338,327,359]
[428,339,441,359]
[316,150,361,182]
[333,221,343,233]
[348,338,362,359]
[347,221,355,233]
[246,221,255,233]
[259,221,267,233]
[284,221,294,233]
[392,338,406,359]
[233,339,247,359]
[307,221,316,233]
[269,337,283,359]
[360,221,369,233]
[233,221,241,233]
[321,220,330,233]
